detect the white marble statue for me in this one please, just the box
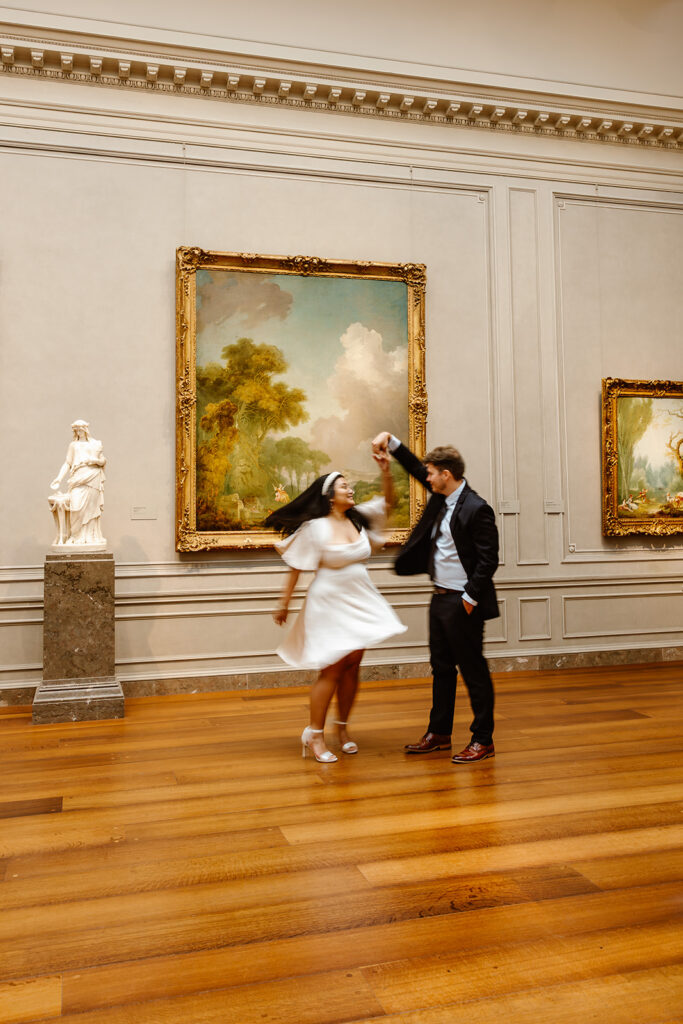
[49,420,107,550]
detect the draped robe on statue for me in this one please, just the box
[64,440,106,544]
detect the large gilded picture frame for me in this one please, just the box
[602,377,683,537]
[176,248,427,551]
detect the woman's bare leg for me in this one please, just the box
[307,660,343,758]
[336,649,363,747]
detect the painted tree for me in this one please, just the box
[197,399,238,500]
[272,436,313,493]
[309,448,332,481]
[666,434,683,476]
[617,397,653,501]
[663,408,683,483]
[196,339,308,500]
[261,437,331,495]
[260,437,287,489]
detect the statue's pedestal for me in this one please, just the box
[33,677,124,723]
[33,552,124,724]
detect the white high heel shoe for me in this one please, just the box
[301,726,337,763]
[335,720,358,755]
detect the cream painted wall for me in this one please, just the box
[0,3,682,693]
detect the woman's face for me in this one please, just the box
[332,476,355,508]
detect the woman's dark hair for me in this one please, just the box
[263,473,368,537]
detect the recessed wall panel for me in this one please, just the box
[509,188,547,564]
[557,198,683,559]
[519,596,551,641]
[564,591,683,639]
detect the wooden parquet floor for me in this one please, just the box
[0,663,682,1024]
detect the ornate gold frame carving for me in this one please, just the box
[176,248,427,551]
[602,377,683,537]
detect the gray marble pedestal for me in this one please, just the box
[33,552,124,724]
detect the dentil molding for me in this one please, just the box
[0,30,682,151]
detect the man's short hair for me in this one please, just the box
[424,445,465,480]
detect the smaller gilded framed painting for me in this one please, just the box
[602,377,683,536]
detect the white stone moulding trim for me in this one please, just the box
[563,546,683,560]
[1,571,682,598]
[115,598,427,622]
[2,122,682,195]
[115,638,430,668]
[0,597,424,620]
[0,664,42,678]
[0,36,681,151]
[555,194,683,213]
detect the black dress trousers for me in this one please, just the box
[428,590,495,744]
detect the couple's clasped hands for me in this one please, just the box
[372,431,391,455]
[372,431,391,471]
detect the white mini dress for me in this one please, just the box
[275,497,407,671]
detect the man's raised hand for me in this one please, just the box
[372,431,391,454]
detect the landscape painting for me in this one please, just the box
[602,378,683,536]
[176,249,427,551]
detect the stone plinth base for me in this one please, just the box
[35,551,124,724]
[43,552,115,680]
[32,677,124,724]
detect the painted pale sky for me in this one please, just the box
[196,269,410,475]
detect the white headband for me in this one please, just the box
[321,471,341,495]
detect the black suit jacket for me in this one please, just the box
[392,442,500,620]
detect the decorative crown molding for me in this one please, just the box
[1,31,682,151]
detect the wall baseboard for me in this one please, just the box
[2,645,681,706]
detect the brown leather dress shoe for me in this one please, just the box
[451,741,495,763]
[404,732,452,754]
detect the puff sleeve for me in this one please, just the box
[274,519,324,571]
[355,495,387,553]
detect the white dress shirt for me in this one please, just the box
[388,435,477,606]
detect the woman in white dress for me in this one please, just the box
[265,451,406,763]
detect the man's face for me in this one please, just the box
[426,463,451,494]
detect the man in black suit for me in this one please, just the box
[373,432,499,763]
